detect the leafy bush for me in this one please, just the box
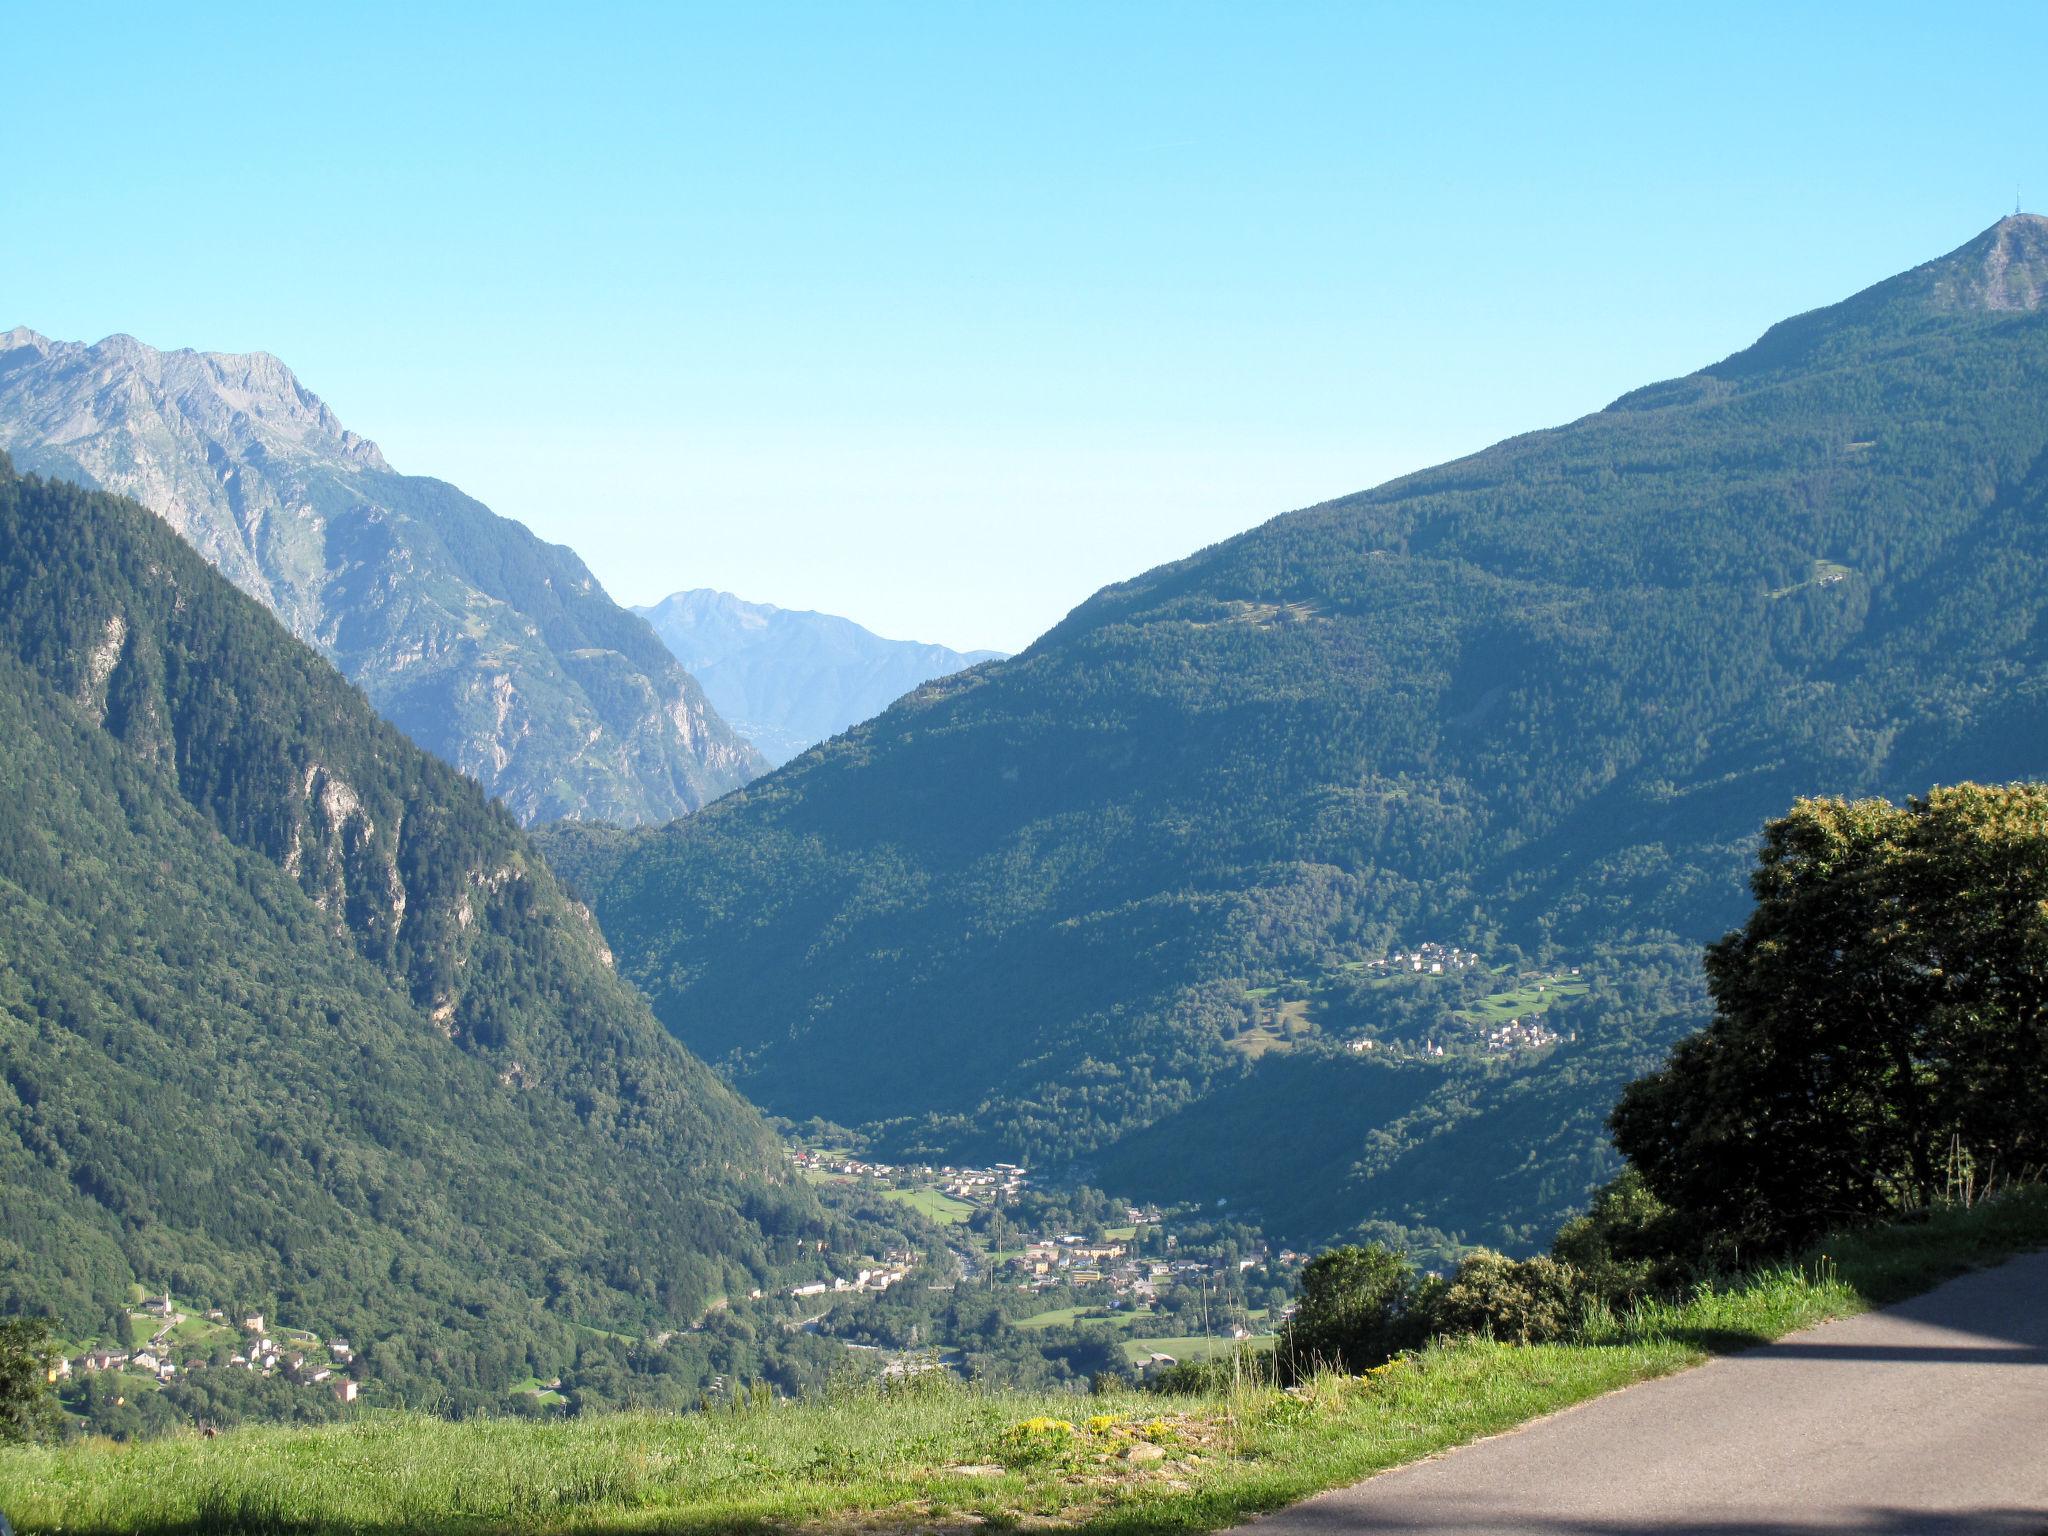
[1277,1243,1427,1380]
[1420,1251,1581,1345]
[1550,1170,1692,1303]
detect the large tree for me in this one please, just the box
[1611,784,2048,1254]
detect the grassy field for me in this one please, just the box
[5,1189,2043,1535]
[879,1186,977,1225]
[164,1315,235,1350]
[1016,1306,1095,1331]
[1455,976,1587,1025]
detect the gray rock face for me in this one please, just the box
[0,327,762,824]
[636,588,1004,765]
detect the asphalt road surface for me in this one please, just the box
[1238,1251,2048,1535]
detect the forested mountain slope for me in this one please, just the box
[0,456,826,1405]
[547,216,2048,1255]
[0,330,761,824]
[637,588,1003,765]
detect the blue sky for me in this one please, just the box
[6,3,2045,652]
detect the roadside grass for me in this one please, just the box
[6,1188,2043,1536]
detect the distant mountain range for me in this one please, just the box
[543,215,2048,1257]
[0,453,823,1406]
[635,589,1004,765]
[0,329,762,825]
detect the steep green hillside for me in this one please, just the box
[548,216,2048,1254]
[0,457,827,1408]
[0,329,762,824]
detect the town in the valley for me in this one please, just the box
[41,943,1580,1427]
[44,1149,1297,1428]
[787,1149,1304,1379]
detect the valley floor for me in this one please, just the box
[5,1191,2044,1536]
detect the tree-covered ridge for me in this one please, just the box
[0,455,831,1408]
[0,329,763,824]
[548,217,2048,1254]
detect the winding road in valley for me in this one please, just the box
[1237,1251,2048,1535]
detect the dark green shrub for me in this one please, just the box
[1421,1251,1581,1344]
[1140,1347,1274,1396]
[1551,1169,1693,1302]
[0,1317,62,1446]
[1278,1242,1424,1380]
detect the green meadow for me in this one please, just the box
[879,1186,978,1225]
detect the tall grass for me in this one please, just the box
[5,1187,2043,1536]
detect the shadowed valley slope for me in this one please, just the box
[545,216,2048,1255]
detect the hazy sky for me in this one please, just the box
[7,3,2046,652]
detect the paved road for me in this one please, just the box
[1239,1252,2048,1535]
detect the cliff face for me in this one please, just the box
[0,328,762,823]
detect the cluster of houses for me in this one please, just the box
[788,1262,912,1299]
[1367,941,1481,975]
[1007,1230,1294,1308]
[1350,1035,1447,1057]
[789,1150,890,1177]
[787,1149,1032,1205]
[1012,1234,1131,1286]
[1340,955,1589,1059]
[937,1162,1028,1201]
[783,1149,1305,1350]
[1484,1017,1566,1052]
[57,1296,359,1404]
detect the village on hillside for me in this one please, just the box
[1240,938,1590,1062]
[49,1290,360,1409]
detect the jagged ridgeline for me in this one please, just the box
[546,217,2048,1254]
[0,330,764,825]
[0,456,826,1400]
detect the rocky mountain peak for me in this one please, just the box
[1918,212,2048,313]
[0,325,388,471]
[0,329,760,825]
